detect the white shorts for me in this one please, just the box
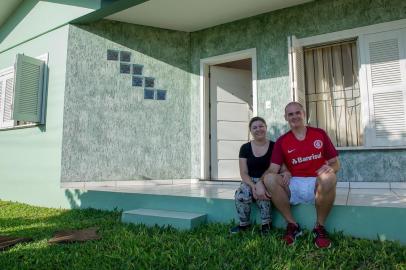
[289,177,317,205]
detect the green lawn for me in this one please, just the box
[0,200,405,270]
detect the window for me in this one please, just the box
[303,40,362,147]
[289,27,406,148]
[0,67,15,129]
[0,53,47,130]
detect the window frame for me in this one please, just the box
[291,19,406,150]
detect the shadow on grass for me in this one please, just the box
[1,202,405,270]
[0,205,121,240]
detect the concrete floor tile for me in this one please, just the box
[347,193,406,208]
[348,188,393,195]
[391,189,406,197]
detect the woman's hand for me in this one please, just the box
[280,171,292,187]
[253,181,271,201]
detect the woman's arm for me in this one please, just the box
[239,158,255,189]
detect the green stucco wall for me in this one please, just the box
[0,26,70,207]
[61,0,406,183]
[189,0,406,181]
[61,21,191,182]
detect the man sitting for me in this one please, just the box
[263,102,340,248]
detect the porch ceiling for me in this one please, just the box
[105,0,313,32]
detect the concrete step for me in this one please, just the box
[122,208,207,230]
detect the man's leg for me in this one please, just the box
[264,174,302,245]
[263,174,295,224]
[315,172,337,226]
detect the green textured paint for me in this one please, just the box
[64,190,406,244]
[61,21,191,182]
[0,0,101,52]
[339,150,406,182]
[0,26,71,208]
[189,0,406,180]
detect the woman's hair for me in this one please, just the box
[249,116,267,129]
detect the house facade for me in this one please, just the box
[1,0,406,208]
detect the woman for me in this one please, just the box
[231,116,274,234]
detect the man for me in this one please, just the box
[263,102,340,248]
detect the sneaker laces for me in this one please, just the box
[286,223,297,235]
[315,225,328,238]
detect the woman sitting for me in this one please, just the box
[231,116,275,234]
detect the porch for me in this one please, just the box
[61,180,406,244]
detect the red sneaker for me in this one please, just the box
[313,224,332,249]
[283,223,302,245]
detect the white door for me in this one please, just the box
[210,66,252,180]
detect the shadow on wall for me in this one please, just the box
[74,20,191,73]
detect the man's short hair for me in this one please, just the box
[285,102,305,114]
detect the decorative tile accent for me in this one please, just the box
[120,51,131,62]
[107,50,119,61]
[120,63,131,74]
[132,76,143,87]
[144,88,155,100]
[156,90,167,100]
[132,64,143,75]
[145,77,155,88]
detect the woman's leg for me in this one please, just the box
[256,199,272,225]
[234,182,253,226]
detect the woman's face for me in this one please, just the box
[250,120,267,140]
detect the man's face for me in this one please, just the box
[285,103,306,129]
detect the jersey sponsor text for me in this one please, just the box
[291,152,322,165]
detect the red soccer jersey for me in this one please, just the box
[271,127,338,177]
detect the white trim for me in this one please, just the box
[0,66,14,75]
[0,123,37,131]
[199,48,257,180]
[0,66,15,129]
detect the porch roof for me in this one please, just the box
[104,0,313,32]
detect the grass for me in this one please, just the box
[0,200,405,270]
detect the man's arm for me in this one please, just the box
[316,157,340,175]
[260,163,281,181]
[328,157,340,173]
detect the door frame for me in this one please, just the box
[199,48,257,180]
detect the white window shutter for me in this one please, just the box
[361,29,406,147]
[13,54,45,123]
[288,35,306,106]
[0,68,15,128]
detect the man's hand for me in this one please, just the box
[253,181,271,201]
[316,162,335,175]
